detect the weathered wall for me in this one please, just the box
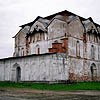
[68,16,84,39]
[14,27,27,57]
[48,18,68,39]
[0,53,68,82]
[67,17,100,81]
[68,57,100,81]
[68,37,83,57]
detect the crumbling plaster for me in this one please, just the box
[0,53,68,82]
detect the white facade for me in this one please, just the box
[0,53,68,82]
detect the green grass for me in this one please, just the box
[0,81,100,91]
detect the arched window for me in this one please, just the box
[21,48,24,56]
[65,33,67,37]
[76,40,80,57]
[38,48,40,54]
[91,45,95,59]
[36,45,40,54]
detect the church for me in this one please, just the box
[0,10,100,82]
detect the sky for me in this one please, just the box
[0,0,100,58]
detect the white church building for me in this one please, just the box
[0,10,100,82]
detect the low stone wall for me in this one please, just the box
[0,53,69,82]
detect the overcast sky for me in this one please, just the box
[0,0,100,58]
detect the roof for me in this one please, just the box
[44,10,86,21]
[0,53,58,61]
[18,10,100,38]
[38,18,50,28]
[19,10,86,28]
[19,10,100,28]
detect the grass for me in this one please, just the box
[0,81,100,91]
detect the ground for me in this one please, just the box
[0,88,100,100]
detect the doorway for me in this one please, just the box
[90,63,97,81]
[16,67,21,82]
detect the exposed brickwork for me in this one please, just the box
[49,43,64,53]
[61,38,68,54]
[49,48,57,53]
[49,38,69,54]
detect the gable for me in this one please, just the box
[48,18,68,39]
[30,20,47,32]
[68,16,84,39]
[15,26,28,47]
[82,19,98,33]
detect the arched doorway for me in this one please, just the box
[16,67,21,82]
[12,63,21,82]
[90,63,97,81]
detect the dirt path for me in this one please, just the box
[0,88,100,100]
